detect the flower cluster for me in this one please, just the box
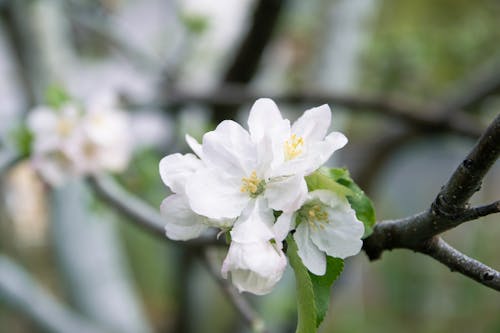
[27,94,131,186]
[159,99,364,295]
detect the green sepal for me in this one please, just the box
[305,169,354,197]
[10,125,33,157]
[44,84,71,109]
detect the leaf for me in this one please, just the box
[10,125,33,157]
[326,168,376,238]
[309,257,344,326]
[45,84,71,109]
[287,236,317,333]
[305,170,354,197]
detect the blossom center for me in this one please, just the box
[284,134,304,160]
[298,202,329,231]
[57,119,74,137]
[240,171,265,198]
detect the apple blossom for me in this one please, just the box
[277,189,364,275]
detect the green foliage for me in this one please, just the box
[287,236,317,333]
[44,84,71,109]
[181,13,210,35]
[306,168,376,237]
[309,257,344,326]
[287,236,345,332]
[11,125,33,157]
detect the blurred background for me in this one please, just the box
[0,0,499,332]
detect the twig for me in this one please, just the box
[0,255,108,333]
[151,86,482,137]
[419,237,500,291]
[199,251,267,333]
[211,0,286,124]
[364,114,500,291]
[87,174,223,247]
[458,201,500,222]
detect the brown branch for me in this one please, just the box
[458,201,500,222]
[419,237,500,291]
[153,86,482,137]
[364,114,500,291]
[211,0,286,123]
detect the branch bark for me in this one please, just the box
[364,114,500,291]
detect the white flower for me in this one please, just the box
[27,94,132,186]
[159,135,234,240]
[185,103,308,220]
[277,189,364,275]
[221,198,287,295]
[248,98,348,177]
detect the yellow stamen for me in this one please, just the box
[307,204,329,232]
[57,119,74,137]
[240,171,265,197]
[284,134,304,160]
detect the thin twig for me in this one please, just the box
[87,174,223,247]
[419,237,500,291]
[199,251,267,333]
[148,86,482,137]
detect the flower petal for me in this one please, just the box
[185,134,203,158]
[265,174,307,213]
[159,153,203,193]
[309,190,364,259]
[291,104,331,141]
[247,98,288,142]
[294,222,326,275]
[185,167,248,219]
[202,120,256,175]
[273,212,294,242]
[221,240,287,295]
[231,198,275,243]
[307,131,348,169]
[161,194,208,241]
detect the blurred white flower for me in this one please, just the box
[27,94,132,186]
[278,190,364,275]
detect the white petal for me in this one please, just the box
[27,107,58,133]
[160,194,208,241]
[202,120,256,175]
[291,104,331,141]
[309,191,364,259]
[306,131,348,171]
[294,222,326,275]
[185,168,248,219]
[273,212,294,242]
[185,134,203,158]
[221,241,287,295]
[247,98,287,142]
[231,198,275,243]
[159,153,203,193]
[265,174,307,213]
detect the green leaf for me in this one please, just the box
[287,236,317,333]
[10,125,33,157]
[326,168,376,238]
[181,14,210,35]
[305,170,354,197]
[45,84,71,109]
[309,257,344,326]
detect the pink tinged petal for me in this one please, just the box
[231,198,275,243]
[185,168,248,219]
[221,241,287,295]
[161,194,208,241]
[294,222,327,275]
[27,107,58,133]
[202,120,256,175]
[291,104,331,141]
[265,174,307,213]
[159,153,203,193]
[273,212,294,242]
[185,134,203,158]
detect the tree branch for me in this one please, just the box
[364,114,500,291]
[152,85,482,137]
[419,237,500,291]
[0,255,107,333]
